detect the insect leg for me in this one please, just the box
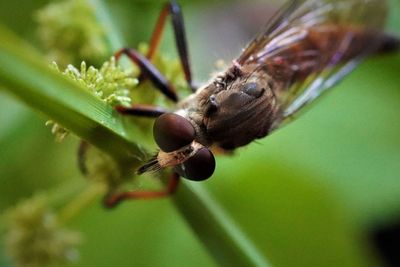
[115,48,178,102]
[147,1,195,92]
[377,33,400,54]
[115,104,167,118]
[77,140,89,175]
[103,172,180,208]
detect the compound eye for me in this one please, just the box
[153,113,196,152]
[174,148,215,181]
[241,82,264,98]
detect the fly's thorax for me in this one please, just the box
[175,78,223,146]
[178,65,279,150]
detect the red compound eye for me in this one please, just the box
[153,113,195,152]
[173,148,215,181]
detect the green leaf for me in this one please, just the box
[0,24,143,168]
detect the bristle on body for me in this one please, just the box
[136,154,161,175]
[137,141,206,175]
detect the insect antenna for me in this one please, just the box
[136,153,162,175]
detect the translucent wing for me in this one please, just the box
[236,0,388,130]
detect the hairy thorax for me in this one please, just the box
[176,63,280,150]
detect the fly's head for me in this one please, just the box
[138,113,215,181]
[200,65,279,150]
[137,65,278,180]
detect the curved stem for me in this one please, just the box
[58,183,107,224]
[173,182,270,267]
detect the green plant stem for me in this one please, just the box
[58,182,107,223]
[173,183,270,266]
[89,0,125,52]
[0,4,271,266]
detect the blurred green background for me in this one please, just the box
[0,0,399,266]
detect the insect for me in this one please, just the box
[104,0,399,207]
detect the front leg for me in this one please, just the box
[115,104,167,118]
[103,172,180,208]
[115,48,178,102]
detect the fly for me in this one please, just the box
[104,0,399,207]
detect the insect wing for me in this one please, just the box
[237,0,388,130]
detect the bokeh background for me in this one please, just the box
[0,0,399,266]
